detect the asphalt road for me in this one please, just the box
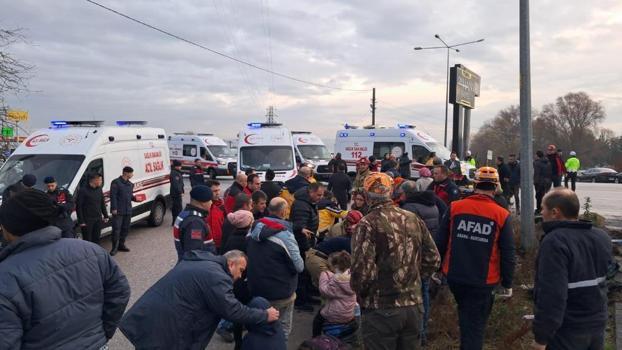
[104,179,621,349]
[105,178,314,350]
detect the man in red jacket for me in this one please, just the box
[206,180,226,250]
[225,173,251,213]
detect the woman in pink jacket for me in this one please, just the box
[312,251,357,336]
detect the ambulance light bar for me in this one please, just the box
[50,120,104,128]
[116,121,147,126]
[397,124,415,129]
[247,122,282,129]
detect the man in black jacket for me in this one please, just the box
[290,182,324,311]
[399,152,412,179]
[120,250,279,349]
[170,160,185,225]
[327,163,352,210]
[496,156,512,203]
[532,188,613,350]
[44,176,76,238]
[0,190,130,349]
[173,185,216,262]
[110,166,138,256]
[2,173,37,201]
[327,153,347,173]
[260,169,282,203]
[533,151,551,215]
[76,172,109,244]
[285,165,312,194]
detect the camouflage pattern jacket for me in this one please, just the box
[351,201,441,310]
[352,168,371,192]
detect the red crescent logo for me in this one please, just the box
[25,134,50,147]
[244,134,256,145]
[297,137,307,144]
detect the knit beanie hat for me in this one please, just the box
[419,167,432,178]
[227,210,254,229]
[0,189,59,236]
[22,174,37,187]
[190,185,213,202]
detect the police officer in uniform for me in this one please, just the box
[110,166,137,256]
[172,185,216,262]
[45,176,76,238]
[436,166,516,350]
[170,160,185,225]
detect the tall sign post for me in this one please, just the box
[449,64,480,158]
[520,0,535,249]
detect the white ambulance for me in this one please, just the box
[292,131,332,180]
[334,124,455,177]
[237,122,297,182]
[168,133,237,179]
[0,120,171,233]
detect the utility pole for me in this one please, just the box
[266,105,276,124]
[520,0,535,249]
[371,87,376,126]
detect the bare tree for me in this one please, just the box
[470,105,521,161]
[0,28,33,106]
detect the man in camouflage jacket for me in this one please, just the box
[351,172,440,350]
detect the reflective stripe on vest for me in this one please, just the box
[568,276,606,289]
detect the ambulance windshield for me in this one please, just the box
[0,154,85,194]
[425,142,451,161]
[298,145,331,161]
[207,145,235,158]
[240,146,294,171]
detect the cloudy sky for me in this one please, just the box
[3,0,622,147]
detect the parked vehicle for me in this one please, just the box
[576,167,618,183]
[292,131,332,180]
[616,172,622,184]
[168,133,237,179]
[237,122,297,182]
[0,120,171,234]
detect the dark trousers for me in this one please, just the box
[546,328,604,350]
[171,195,183,225]
[551,176,562,188]
[448,282,494,350]
[111,214,131,247]
[82,220,103,244]
[564,172,577,191]
[312,311,326,337]
[535,183,548,213]
[56,217,75,238]
[361,306,421,350]
[510,184,520,213]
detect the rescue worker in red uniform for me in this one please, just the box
[45,176,76,238]
[435,167,515,350]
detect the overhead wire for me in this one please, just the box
[85,0,370,92]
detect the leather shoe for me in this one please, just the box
[118,244,130,252]
[110,248,118,256]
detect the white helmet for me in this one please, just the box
[466,150,472,156]
[570,151,576,156]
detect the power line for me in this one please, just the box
[85,0,369,92]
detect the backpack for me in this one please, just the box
[298,335,350,350]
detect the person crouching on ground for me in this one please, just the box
[313,251,357,337]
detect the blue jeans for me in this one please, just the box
[421,278,430,342]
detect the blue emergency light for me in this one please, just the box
[397,123,415,129]
[400,132,406,137]
[248,122,262,129]
[116,121,147,126]
[369,132,375,137]
[50,121,68,128]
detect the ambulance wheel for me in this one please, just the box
[148,199,165,227]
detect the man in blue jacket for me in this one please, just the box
[110,166,138,255]
[532,188,613,350]
[120,250,279,350]
[247,197,304,340]
[0,189,130,349]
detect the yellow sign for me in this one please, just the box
[7,109,29,122]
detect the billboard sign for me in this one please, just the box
[449,64,481,109]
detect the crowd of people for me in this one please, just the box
[0,147,613,350]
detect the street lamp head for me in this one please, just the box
[455,48,460,53]
[434,34,440,38]
[477,38,485,42]
[414,47,423,50]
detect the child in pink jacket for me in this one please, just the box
[312,251,357,336]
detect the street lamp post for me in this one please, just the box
[414,35,485,148]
